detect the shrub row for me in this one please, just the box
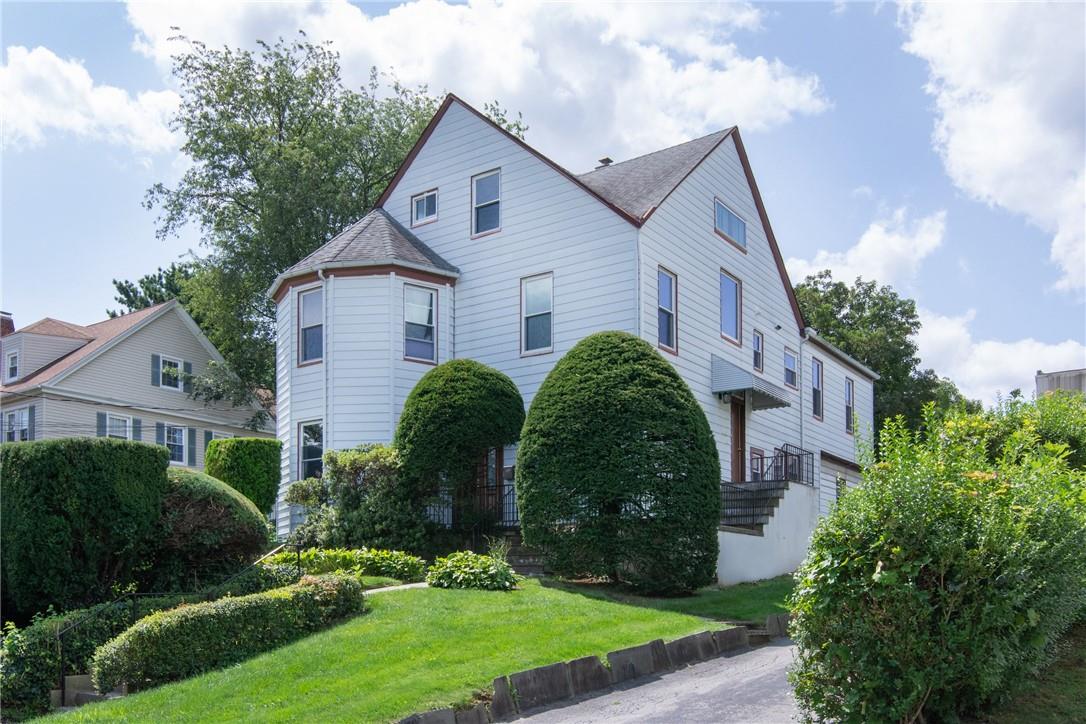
[91,573,366,693]
[426,551,520,591]
[263,547,426,583]
[0,565,298,717]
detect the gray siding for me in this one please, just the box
[2,333,86,381]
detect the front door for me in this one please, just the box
[730,397,746,482]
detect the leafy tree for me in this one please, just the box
[794,270,980,434]
[107,261,197,317]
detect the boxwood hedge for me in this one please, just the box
[204,437,281,514]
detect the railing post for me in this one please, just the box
[58,632,65,707]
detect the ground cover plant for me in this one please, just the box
[53,579,725,722]
[203,437,281,514]
[426,551,520,591]
[262,547,425,582]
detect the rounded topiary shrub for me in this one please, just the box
[517,331,720,595]
[204,437,281,514]
[0,438,169,621]
[142,468,271,591]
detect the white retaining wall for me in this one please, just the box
[716,482,819,586]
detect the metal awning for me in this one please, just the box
[710,354,792,410]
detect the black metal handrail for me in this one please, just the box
[749,444,814,486]
[720,483,761,529]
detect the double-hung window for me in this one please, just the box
[404,285,437,363]
[750,448,765,482]
[6,352,17,380]
[720,270,741,344]
[715,199,747,249]
[107,414,131,440]
[160,356,182,390]
[784,348,798,389]
[521,273,553,354]
[299,421,323,479]
[4,408,28,442]
[752,330,764,372]
[657,267,677,352]
[845,377,855,434]
[299,288,323,364]
[165,425,185,464]
[411,189,438,226]
[472,170,501,235]
[812,358,824,419]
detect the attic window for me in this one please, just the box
[472,169,501,236]
[715,198,747,249]
[411,189,438,226]
[160,356,182,390]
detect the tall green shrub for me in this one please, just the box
[203,437,281,514]
[0,439,169,622]
[517,331,721,595]
[789,412,1086,723]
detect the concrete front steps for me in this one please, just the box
[50,674,126,712]
[720,480,791,533]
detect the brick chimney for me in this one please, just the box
[0,312,13,337]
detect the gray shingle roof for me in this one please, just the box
[281,208,458,278]
[576,129,734,221]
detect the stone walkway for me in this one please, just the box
[367,581,428,594]
[515,639,799,723]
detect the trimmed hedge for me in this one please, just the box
[142,468,271,591]
[91,574,366,693]
[789,413,1086,722]
[517,332,721,595]
[426,551,520,591]
[204,437,281,514]
[0,438,169,622]
[263,547,426,583]
[0,565,298,717]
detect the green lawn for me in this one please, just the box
[53,578,724,723]
[359,575,402,589]
[547,575,793,622]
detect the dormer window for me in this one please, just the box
[6,352,17,381]
[472,169,501,236]
[715,198,747,250]
[411,189,438,226]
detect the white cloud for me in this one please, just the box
[122,0,829,170]
[0,45,178,153]
[786,207,946,287]
[916,308,1086,405]
[899,2,1086,290]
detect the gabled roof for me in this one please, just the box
[269,208,458,299]
[14,317,95,339]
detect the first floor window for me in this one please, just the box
[812,358,824,419]
[404,285,437,362]
[715,199,747,248]
[411,189,438,225]
[107,414,131,440]
[657,267,677,351]
[752,330,764,371]
[845,377,855,433]
[720,270,741,343]
[784,348,798,388]
[165,425,185,463]
[750,448,765,482]
[160,356,181,390]
[4,408,28,442]
[6,352,17,380]
[521,273,553,354]
[299,288,323,364]
[472,169,501,235]
[300,421,323,479]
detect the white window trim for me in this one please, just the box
[159,354,184,392]
[4,406,29,442]
[298,286,324,365]
[812,357,824,420]
[298,420,324,480]
[212,430,234,440]
[6,351,18,381]
[471,169,502,237]
[404,283,438,364]
[657,266,678,353]
[410,189,439,227]
[845,377,855,434]
[165,424,187,465]
[784,347,799,389]
[521,272,554,357]
[719,269,742,346]
[107,413,132,440]
[752,329,764,373]
[714,197,747,250]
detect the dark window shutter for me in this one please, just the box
[183,361,193,393]
[155,422,165,446]
[187,427,196,466]
[132,418,142,441]
[151,354,161,387]
[27,406,35,440]
[96,412,107,437]
[204,429,213,452]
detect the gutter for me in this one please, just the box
[803,328,880,381]
[267,258,461,300]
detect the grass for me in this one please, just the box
[547,574,793,622]
[358,575,402,590]
[53,578,725,723]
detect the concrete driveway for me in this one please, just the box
[515,639,799,723]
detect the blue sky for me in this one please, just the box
[2,1,1084,403]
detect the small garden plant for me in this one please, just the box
[426,551,521,591]
[262,547,426,582]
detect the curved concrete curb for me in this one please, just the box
[399,613,792,724]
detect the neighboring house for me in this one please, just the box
[0,301,273,468]
[268,94,878,583]
[1036,368,1086,395]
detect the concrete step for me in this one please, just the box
[746,631,771,646]
[721,514,771,526]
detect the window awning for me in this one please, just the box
[710,354,792,410]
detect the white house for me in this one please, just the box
[268,95,877,583]
[0,301,273,467]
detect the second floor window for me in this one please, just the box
[404,285,437,362]
[812,358,824,419]
[715,199,747,249]
[845,377,855,433]
[720,270,741,344]
[160,356,182,390]
[752,330,764,372]
[657,267,677,352]
[472,170,501,235]
[6,352,17,380]
[4,408,28,442]
[300,421,323,479]
[784,348,798,388]
[522,273,553,354]
[412,189,438,226]
[299,288,323,364]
